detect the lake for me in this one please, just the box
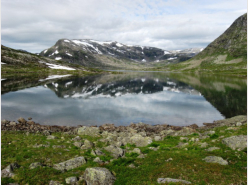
[1,72,247,127]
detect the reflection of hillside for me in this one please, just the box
[167,73,247,118]
[44,73,201,99]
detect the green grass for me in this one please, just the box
[1,124,247,184]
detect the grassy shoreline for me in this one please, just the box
[1,116,247,185]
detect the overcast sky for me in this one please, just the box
[1,0,247,53]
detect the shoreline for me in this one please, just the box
[2,115,247,135]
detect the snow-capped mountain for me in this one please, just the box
[39,39,203,68]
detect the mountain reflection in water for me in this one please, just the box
[1,72,246,126]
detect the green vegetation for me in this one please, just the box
[2,123,247,184]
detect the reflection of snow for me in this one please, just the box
[39,75,71,81]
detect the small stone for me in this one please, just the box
[203,156,228,165]
[17,117,27,124]
[9,121,17,126]
[180,137,189,141]
[47,135,57,140]
[132,148,142,154]
[43,130,51,136]
[28,117,32,120]
[235,122,242,126]
[203,131,215,136]
[93,157,103,163]
[199,142,208,148]
[154,136,162,141]
[53,156,87,171]
[165,158,173,162]
[128,163,136,168]
[157,178,191,184]
[65,176,78,184]
[84,167,116,185]
[74,142,83,148]
[29,162,43,169]
[49,180,62,185]
[81,140,94,149]
[72,136,81,141]
[205,147,220,152]
[104,145,124,158]
[148,147,158,151]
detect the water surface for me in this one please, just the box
[1,72,246,126]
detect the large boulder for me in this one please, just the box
[130,134,152,147]
[53,156,86,171]
[222,135,247,150]
[77,126,100,136]
[84,167,116,185]
[104,145,124,158]
[203,156,228,165]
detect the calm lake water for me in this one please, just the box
[1,72,247,126]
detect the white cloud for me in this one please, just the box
[1,0,247,53]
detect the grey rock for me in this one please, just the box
[199,142,208,148]
[173,127,196,136]
[84,167,116,185]
[74,142,83,148]
[78,126,100,136]
[180,137,189,141]
[203,156,228,165]
[47,135,57,140]
[53,156,87,171]
[130,134,152,147]
[1,163,20,178]
[81,140,94,149]
[235,122,242,126]
[132,148,142,155]
[17,117,26,124]
[91,149,104,156]
[52,145,66,149]
[93,157,103,163]
[199,135,210,140]
[205,147,220,152]
[49,180,63,185]
[177,142,189,148]
[160,129,175,136]
[157,178,191,184]
[65,176,78,184]
[29,162,43,169]
[104,145,124,158]
[137,154,146,159]
[148,147,158,151]
[154,136,162,141]
[33,143,49,148]
[165,158,173,162]
[9,121,17,126]
[222,135,247,150]
[203,131,215,136]
[72,136,82,141]
[189,137,199,142]
[128,163,136,168]
[43,130,51,136]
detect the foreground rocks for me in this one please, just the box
[222,135,247,150]
[53,156,87,171]
[203,156,228,165]
[84,167,116,185]
[1,162,20,178]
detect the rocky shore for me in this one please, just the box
[1,115,247,185]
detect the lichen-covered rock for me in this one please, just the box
[91,149,104,156]
[199,142,208,148]
[77,126,100,136]
[130,134,152,147]
[154,136,162,141]
[84,167,116,185]
[174,127,196,136]
[104,145,124,158]
[47,135,57,140]
[203,130,215,136]
[74,142,83,148]
[17,117,27,124]
[81,139,94,149]
[131,148,142,155]
[157,178,191,184]
[93,157,103,163]
[1,162,20,178]
[29,162,43,169]
[49,180,63,185]
[53,156,86,171]
[203,156,228,165]
[205,147,220,152]
[160,129,175,136]
[65,176,78,184]
[222,135,247,150]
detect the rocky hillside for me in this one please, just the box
[1,45,102,78]
[39,39,202,69]
[172,13,247,73]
